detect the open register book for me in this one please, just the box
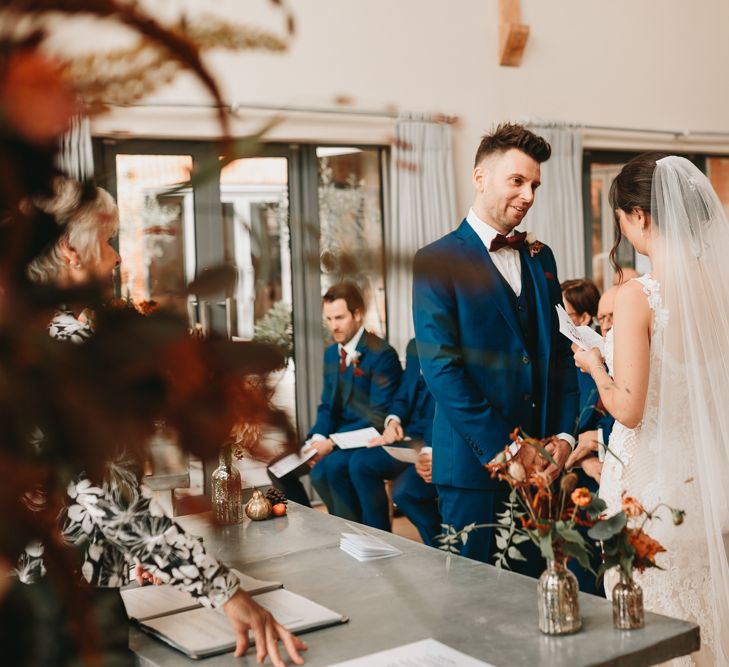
[122,569,347,659]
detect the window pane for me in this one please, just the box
[590,163,633,291]
[219,158,296,482]
[115,155,193,314]
[317,147,386,339]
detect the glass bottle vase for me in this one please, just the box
[612,568,645,630]
[211,445,242,525]
[537,557,582,635]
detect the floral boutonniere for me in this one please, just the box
[350,350,366,377]
[525,231,544,258]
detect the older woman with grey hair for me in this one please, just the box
[18,178,306,666]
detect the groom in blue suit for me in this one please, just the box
[412,123,579,569]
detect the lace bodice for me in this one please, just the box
[601,275,716,666]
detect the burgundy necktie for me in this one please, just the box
[489,231,527,253]
[339,347,347,374]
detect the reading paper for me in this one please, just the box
[329,638,496,667]
[556,304,605,356]
[330,427,381,450]
[382,446,419,464]
[268,445,316,478]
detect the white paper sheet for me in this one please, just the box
[329,638,496,666]
[556,304,605,356]
[268,445,316,478]
[382,446,419,464]
[330,427,381,450]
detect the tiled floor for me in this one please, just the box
[312,503,422,543]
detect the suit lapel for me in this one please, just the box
[520,248,552,419]
[455,221,524,344]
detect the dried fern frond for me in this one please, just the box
[61,14,289,109]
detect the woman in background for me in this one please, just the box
[18,177,306,667]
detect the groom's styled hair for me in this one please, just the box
[474,123,551,167]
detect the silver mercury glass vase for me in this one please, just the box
[612,568,645,630]
[211,444,242,525]
[537,557,582,635]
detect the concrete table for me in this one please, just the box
[131,504,700,666]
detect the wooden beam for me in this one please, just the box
[499,0,530,67]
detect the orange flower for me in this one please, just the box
[571,487,592,507]
[135,300,160,316]
[628,528,666,569]
[622,494,645,518]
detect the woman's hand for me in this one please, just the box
[580,456,603,484]
[223,589,307,665]
[134,564,163,586]
[565,431,599,470]
[572,344,604,375]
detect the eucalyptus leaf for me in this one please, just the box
[507,546,527,561]
[588,511,627,540]
[561,541,593,573]
[557,527,588,546]
[539,536,555,561]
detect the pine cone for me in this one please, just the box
[265,488,288,505]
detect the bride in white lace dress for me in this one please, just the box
[574,154,729,666]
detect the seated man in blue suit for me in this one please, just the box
[349,338,441,545]
[412,123,579,571]
[274,282,401,520]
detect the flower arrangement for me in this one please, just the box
[588,492,684,580]
[488,430,604,571]
[439,429,606,573]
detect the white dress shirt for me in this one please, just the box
[465,209,575,450]
[466,208,522,296]
[309,326,367,442]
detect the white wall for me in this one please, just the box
[60,0,729,213]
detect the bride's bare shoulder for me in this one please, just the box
[613,279,651,321]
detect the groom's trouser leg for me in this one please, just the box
[436,485,499,563]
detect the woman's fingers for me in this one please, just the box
[275,622,307,665]
[234,624,250,658]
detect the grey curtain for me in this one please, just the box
[57,116,94,181]
[526,125,584,281]
[387,117,456,356]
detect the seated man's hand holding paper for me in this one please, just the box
[223,589,307,666]
[308,439,334,466]
[415,449,433,484]
[368,418,404,446]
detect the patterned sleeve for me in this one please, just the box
[61,462,240,608]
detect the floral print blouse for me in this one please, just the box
[16,310,239,609]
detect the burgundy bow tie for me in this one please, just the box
[489,231,527,253]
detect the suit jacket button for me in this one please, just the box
[522,355,530,365]
[523,393,531,402]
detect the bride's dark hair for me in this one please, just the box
[608,151,669,281]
